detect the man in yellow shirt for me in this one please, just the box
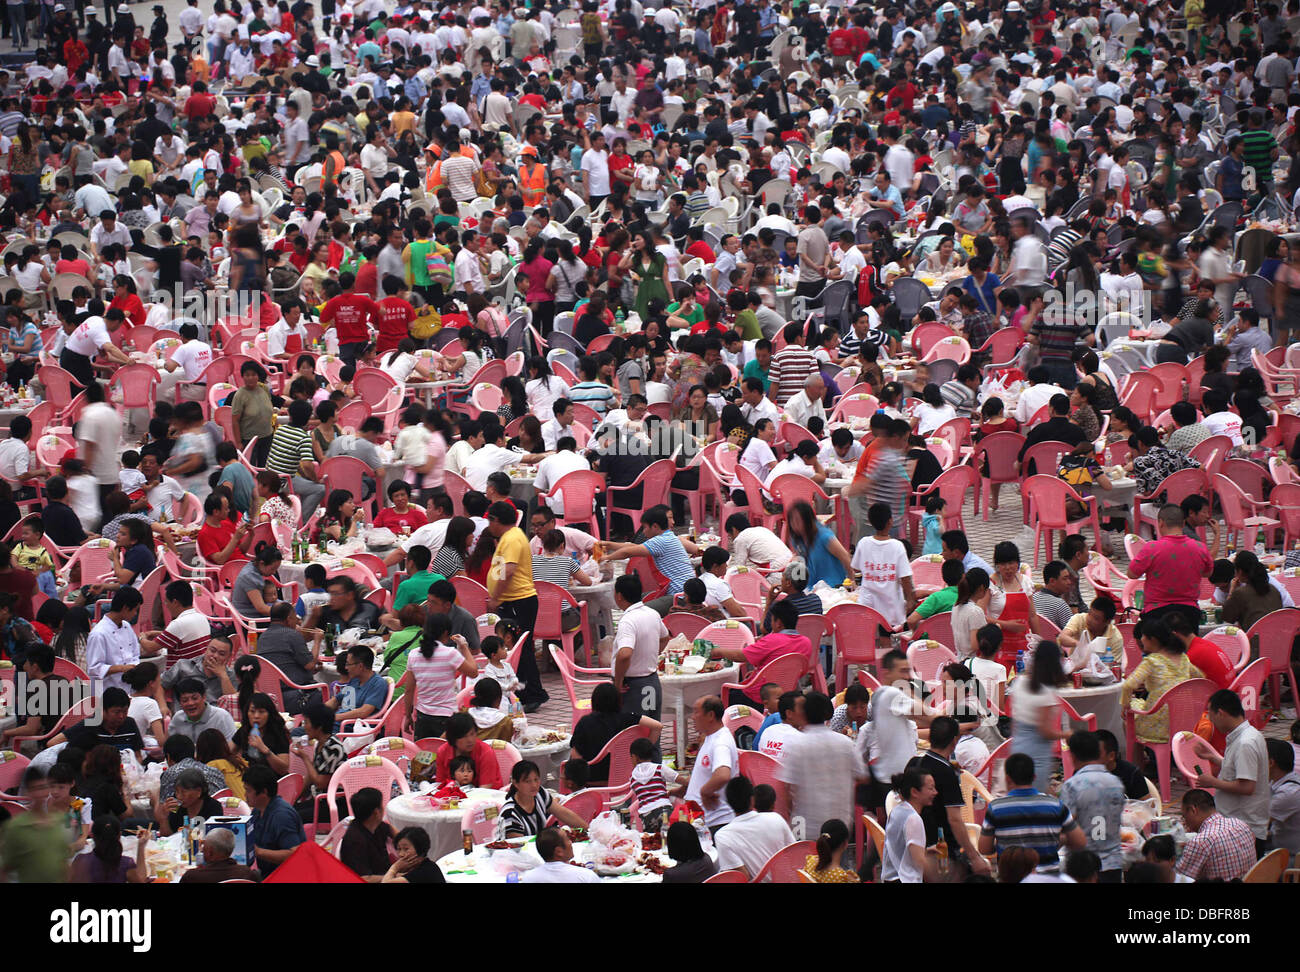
[485,501,547,710]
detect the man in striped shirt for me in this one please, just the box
[265,399,326,518]
[139,580,211,670]
[979,753,1086,871]
[1240,112,1278,192]
[768,322,819,407]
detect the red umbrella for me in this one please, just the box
[262,840,365,884]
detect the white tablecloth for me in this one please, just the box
[517,737,572,787]
[573,579,617,641]
[385,786,507,862]
[435,830,713,883]
[1058,682,1125,742]
[661,664,740,766]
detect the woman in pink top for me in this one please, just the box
[518,237,555,334]
[400,615,479,740]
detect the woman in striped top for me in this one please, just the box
[529,529,592,589]
[497,759,587,839]
[431,516,475,578]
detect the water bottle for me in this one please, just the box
[505,871,520,883]
[1015,650,1025,675]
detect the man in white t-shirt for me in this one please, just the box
[713,775,796,880]
[685,695,738,832]
[533,440,591,517]
[384,495,455,568]
[76,382,123,498]
[60,313,131,388]
[850,503,915,628]
[725,517,793,569]
[157,322,213,403]
[579,132,611,204]
[463,429,522,491]
[1201,390,1245,448]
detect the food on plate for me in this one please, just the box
[564,827,589,843]
[484,840,513,849]
[637,853,666,875]
[641,833,662,851]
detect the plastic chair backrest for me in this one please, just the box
[906,639,958,684]
[698,618,756,655]
[664,613,711,640]
[1229,658,1271,725]
[973,431,1026,481]
[325,753,411,826]
[751,840,818,883]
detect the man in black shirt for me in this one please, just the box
[339,786,396,882]
[1017,394,1088,469]
[0,644,71,747]
[52,686,145,761]
[39,476,87,548]
[905,716,993,876]
[1098,728,1153,800]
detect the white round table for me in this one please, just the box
[661,664,740,767]
[516,737,572,787]
[384,786,507,862]
[435,831,712,883]
[572,579,617,642]
[1058,681,1125,741]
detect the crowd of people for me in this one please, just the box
[0,0,1298,885]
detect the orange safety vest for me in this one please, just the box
[519,161,548,206]
[322,149,346,188]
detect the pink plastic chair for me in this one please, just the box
[972,431,1027,520]
[1245,608,1300,712]
[1229,658,1272,729]
[1187,435,1231,477]
[914,610,954,650]
[1055,696,1097,779]
[922,335,972,364]
[534,580,592,665]
[970,737,1014,794]
[336,399,372,430]
[319,455,378,514]
[363,737,423,775]
[829,393,879,422]
[0,750,31,792]
[1020,474,1103,566]
[722,703,765,742]
[255,656,329,712]
[1131,468,1209,536]
[720,652,810,706]
[826,602,891,687]
[36,364,81,417]
[442,470,472,516]
[698,618,757,656]
[549,645,612,728]
[1204,624,1251,672]
[1119,370,1161,422]
[751,840,818,883]
[704,869,750,883]
[325,753,411,827]
[62,539,115,585]
[1214,473,1279,549]
[460,802,501,844]
[561,723,655,793]
[605,458,675,539]
[976,327,1025,367]
[471,383,504,415]
[1146,362,1187,414]
[558,785,631,824]
[910,321,956,357]
[906,463,979,545]
[484,738,523,786]
[1172,731,1220,791]
[664,613,711,640]
[537,469,605,530]
[906,639,957,685]
[766,473,833,542]
[909,555,947,596]
[1124,678,1217,802]
[108,363,159,416]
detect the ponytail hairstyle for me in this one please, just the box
[90,814,125,871]
[419,612,452,659]
[956,567,990,606]
[386,337,418,367]
[232,654,261,722]
[815,818,850,871]
[1234,550,1271,596]
[975,622,1002,659]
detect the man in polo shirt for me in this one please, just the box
[50,686,144,762]
[1059,730,1125,882]
[613,573,668,732]
[713,774,796,880]
[906,716,992,877]
[528,507,598,561]
[162,637,236,702]
[602,505,700,615]
[139,580,211,669]
[85,587,142,695]
[169,677,238,742]
[245,764,307,877]
[979,752,1086,871]
[485,501,546,711]
[388,545,444,615]
[1196,689,1271,856]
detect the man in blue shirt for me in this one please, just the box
[865,170,904,220]
[979,753,1086,871]
[1217,137,1246,202]
[327,645,389,724]
[245,765,306,876]
[1058,731,1126,882]
[602,505,700,614]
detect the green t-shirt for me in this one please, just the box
[742,358,771,391]
[916,585,959,620]
[667,301,705,326]
[735,309,762,341]
[383,625,424,693]
[393,571,446,612]
[0,813,70,883]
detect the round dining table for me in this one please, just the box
[385,785,508,862]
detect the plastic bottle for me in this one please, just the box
[1015,650,1025,674]
[181,815,192,864]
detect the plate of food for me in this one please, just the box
[589,850,638,876]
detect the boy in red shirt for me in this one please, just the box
[376,276,416,354]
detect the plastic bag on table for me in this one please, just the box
[486,848,540,876]
[663,634,692,655]
[588,810,641,857]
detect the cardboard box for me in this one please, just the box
[203,815,254,865]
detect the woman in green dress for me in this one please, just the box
[621,229,669,320]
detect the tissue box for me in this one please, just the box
[203,815,254,865]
